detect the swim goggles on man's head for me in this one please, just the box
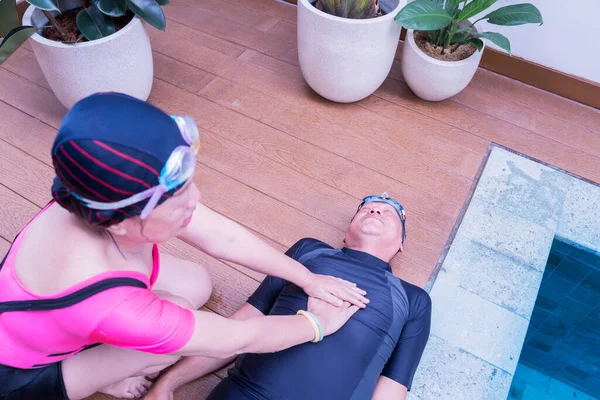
[72,115,200,220]
[357,192,407,243]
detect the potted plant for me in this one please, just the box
[0,0,168,109]
[298,0,408,103]
[394,0,543,101]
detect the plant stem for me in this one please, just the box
[42,10,69,42]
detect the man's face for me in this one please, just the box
[345,201,404,254]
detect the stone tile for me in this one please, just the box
[557,177,600,254]
[551,239,576,257]
[529,307,551,330]
[535,295,560,313]
[409,334,513,400]
[441,235,543,318]
[569,285,600,308]
[430,272,529,373]
[519,344,547,366]
[541,265,555,283]
[456,196,555,271]
[522,384,554,400]
[547,378,597,400]
[538,268,580,305]
[556,258,593,281]
[570,246,600,270]
[581,268,600,291]
[547,252,563,267]
[473,147,568,231]
[579,376,600,398]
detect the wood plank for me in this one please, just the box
[234,49,489,155]
[0,139,54,208]
[470,69,600,135]
[2,48,51,91]
[148,77,445,267]
[194,164,434,286]
[164,3,265,49]
[375,79,600,184]
[148,28,475,200]
[266,19,297,44]
[5,47,442,284]
[152,57,458,238]
[223,0,297,24]
[153,52,216,95]
[451,85,600,158]
[0,101,56,165]
[0,237,11,257]
[165,5,299,66]
[392,41,600,135]
[386,54,600,158]
[0,184,39,242]
[237,48,301,82]
[174,0,279,33]
[0,69,66,129]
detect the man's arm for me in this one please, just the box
[376,289,432,397]
[146,303,263,399]
[372,376,407,400]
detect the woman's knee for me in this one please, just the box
[190,262,214,308]
[157,261,212,310]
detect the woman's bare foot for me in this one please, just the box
[143,379,174,400]
[100,376,153,399]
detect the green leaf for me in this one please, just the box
[0,0,19,36]
[444,0,460,15]
[76,5,115,41]
[92,0,127,16]
[484,3,542,26]
[474,31,510,53]
[451,32,468,43]
[394,0,452,30]
[468,37,484,51]
[26,0,59,12]
[457,0,497,22]
[128,0,165,30]
[0,25,36,64]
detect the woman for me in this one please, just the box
[0,93,368,400]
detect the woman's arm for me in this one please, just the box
[148,303,268,399]
[180,203,368,308]
[173,300,359,359]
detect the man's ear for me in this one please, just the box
[106,221,127,236]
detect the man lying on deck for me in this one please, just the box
[147,193,432,400]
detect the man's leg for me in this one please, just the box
[145,303,262,400]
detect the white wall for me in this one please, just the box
[405,0,600,83]
[474,0,600,83]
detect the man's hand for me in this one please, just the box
[301,273,369,308]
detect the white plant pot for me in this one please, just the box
[23,1,153,110]
[401,27,485,102]
[298,0,406,103]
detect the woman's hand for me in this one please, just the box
[301,273,369,309]
[308,297,360,336]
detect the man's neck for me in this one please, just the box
[346,243,393,263]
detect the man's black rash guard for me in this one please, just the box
[208,238,432,400]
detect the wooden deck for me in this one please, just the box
[1,0,599,398]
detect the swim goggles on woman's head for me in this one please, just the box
[72,115,200,220]
[357,192,407,243]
